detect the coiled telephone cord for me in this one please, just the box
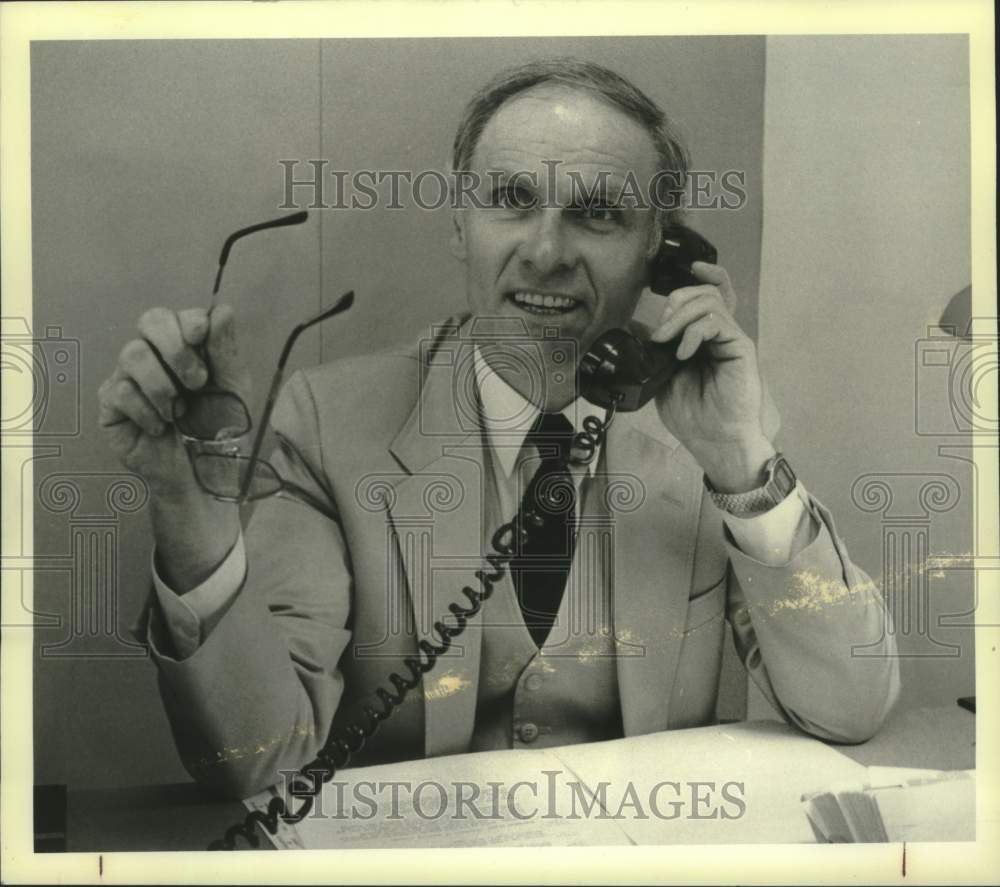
[207,399,620,850]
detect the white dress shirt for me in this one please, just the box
[153,348,814,659]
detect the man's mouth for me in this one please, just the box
[507,291,582,316]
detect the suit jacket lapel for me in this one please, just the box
[387,325,486,758]
[604,404,703,736]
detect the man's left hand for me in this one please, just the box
[650,261,776,493]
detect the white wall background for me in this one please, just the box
[753,35,974,717]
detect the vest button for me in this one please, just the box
[525,674,543,691]
[519,722,540,742]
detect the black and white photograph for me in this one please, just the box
[1,1,996,883]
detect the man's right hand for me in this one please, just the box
[98,305,250,591]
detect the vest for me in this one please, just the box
[469,444,623,751]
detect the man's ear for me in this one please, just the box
[449,208,467,262]
[645,209,664,261]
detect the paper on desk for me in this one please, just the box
[244,720,866,848]
[873,770,975,842]
[866,766,954,788]
[244,746,633,849]
[550,720,868,845]
[800,766,976,843]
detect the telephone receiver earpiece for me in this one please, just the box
[578,224,718,411]
[650,224,718,296]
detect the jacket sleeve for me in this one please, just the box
[725,487,901,743]
[133,370,353,799]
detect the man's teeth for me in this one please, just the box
[512,291,578,311]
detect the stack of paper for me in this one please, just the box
[802,767,975,843]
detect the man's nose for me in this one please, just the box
[518,209,577,277]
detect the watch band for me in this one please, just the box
[706,453,797,516]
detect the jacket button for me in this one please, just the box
[519,722,540,742]
[525,674,543,691]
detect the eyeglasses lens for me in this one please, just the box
[193,453,283,500]
[175,390,252,441]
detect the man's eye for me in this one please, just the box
[574,205,623,224]
[491,185,537,210]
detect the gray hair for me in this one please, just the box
[451,57,689,221]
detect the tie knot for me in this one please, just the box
[529,411,573,438]
[526,412,574,460]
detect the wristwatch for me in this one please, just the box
[705,453,797,516]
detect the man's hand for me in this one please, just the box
[650,261,775,493]
[97,304,249,591]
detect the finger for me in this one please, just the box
[656,284,720,324]
[137,307,209,391]
[651,291,730,343]
[102,417,142,462]
[96,372,133,430]
[205,304,249,393]
[691,261,736,312]
[116,337,188,423]
[676,313,727,361]
[177,308,211,347]
[98,370,168,436]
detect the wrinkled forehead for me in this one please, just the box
[471,84,661,188]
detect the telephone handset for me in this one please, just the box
[577,224,718,411]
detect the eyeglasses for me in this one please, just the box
[173,210,353,513]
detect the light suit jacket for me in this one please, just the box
[138,316,900,799]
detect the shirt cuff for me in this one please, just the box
[151,531,247,659]
[720,481,815,566]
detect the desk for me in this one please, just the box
[60,704,974,851]
[833,705,974,770]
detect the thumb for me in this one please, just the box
[206,304,251,400]
[177,307,211,347]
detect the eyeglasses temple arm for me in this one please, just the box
[280,481,341,524]
[212,210,309,297]
[238,291,355,498]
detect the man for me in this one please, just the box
[98,59,899,799]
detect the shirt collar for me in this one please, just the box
[473,346,601,478]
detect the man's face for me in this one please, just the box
[451,84,662,399]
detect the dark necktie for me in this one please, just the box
[511,412,577,648]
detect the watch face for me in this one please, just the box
[771,456,797,497]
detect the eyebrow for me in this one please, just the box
[484,168,634,207]
[568,184,628,206]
